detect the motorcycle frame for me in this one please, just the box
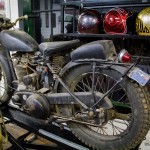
[0,47,138,111]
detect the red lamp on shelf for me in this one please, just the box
[104,8,130,34]
[77,9,102,34]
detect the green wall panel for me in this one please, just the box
[23,0,34,38]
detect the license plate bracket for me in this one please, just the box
[128,67,150,86]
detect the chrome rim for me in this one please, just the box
[0,64,6,99]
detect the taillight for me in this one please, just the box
[118,49,131,63]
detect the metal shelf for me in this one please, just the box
[61,1,150,8]
[60,1,150,40]
[64,33,150,40]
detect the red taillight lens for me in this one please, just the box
[118,49,131,63]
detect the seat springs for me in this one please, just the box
[52,56,62,74]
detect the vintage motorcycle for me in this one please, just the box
[0,15,150,150]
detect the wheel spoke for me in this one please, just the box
[97,75,105,93]
[106,77,111,92]
[82,79,92,91]
[108,121,126,133]
[99,127,108,135]
[123,120,129,127]
[76,83,86,91]
[91,62,96,98]
[85,76,91,89]
[103,128,108,135]
[111,87,123,93]
[117,93,126,102]
[94,75,99,91]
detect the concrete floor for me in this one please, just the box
[139,130,150,150]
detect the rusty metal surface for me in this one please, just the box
[3,123,57,150]
[1,106,89,150]
[3,124,27,149]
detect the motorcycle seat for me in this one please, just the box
[39,39,80,56]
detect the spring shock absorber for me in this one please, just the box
[52,56,61,74]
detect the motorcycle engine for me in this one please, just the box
[12,52,53,91]
[11,52,52,119]
[11,52,68,119]
[12,53,38,89]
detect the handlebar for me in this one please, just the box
[0,15,28,30]
[14,15,28,25]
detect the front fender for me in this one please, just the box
[0,44,17,80]
[0,48,9,69]
[0,48,14,87]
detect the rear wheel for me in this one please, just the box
[58,65,150,150]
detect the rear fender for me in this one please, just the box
[110,65,128,75]
[54,61,128,92]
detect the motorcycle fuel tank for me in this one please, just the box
[0,30,39,52]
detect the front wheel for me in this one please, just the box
[58,65,150,150]
[0,61,12,104]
